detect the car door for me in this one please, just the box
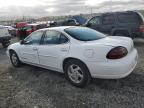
[86,16,101,31]
[38,30,70,70]
[100,14,116,35]
[19,31,44,64]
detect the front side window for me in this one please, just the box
[102,15,115,25]
[88,17,101,25]
[43,30,68,44]
[24,31,44,44]
[64,27,106,41]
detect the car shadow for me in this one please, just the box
[134,38,144,47]
[7,63,144,91]
[91,71,144,90]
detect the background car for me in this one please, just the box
[85,11,144,38]
[24,23,47,36]
[5,26,16,37]
[0,26,12,47]
[61,19,79,26]
[7,26,138,87]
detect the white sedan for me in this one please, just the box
[7,26,138,87]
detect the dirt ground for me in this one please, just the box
[0,38,144,108]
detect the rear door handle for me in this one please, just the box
[60,48,68,52]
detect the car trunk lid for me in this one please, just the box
[87,36,134,53]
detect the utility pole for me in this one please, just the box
[91,7,93,17]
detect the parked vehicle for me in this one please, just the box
[16,22,27,28]
[24,23,47,36]
[61,19,80,26]
[16,22,28,38]
[85,11,144,38]
[0,26,12,47]
[16,23,47,39]
[5,26,16,36]
[7,26,138,87]
[72,15,87,25]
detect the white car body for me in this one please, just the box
[7,26,138,79]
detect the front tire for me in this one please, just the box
[64,59,91,88]
[10,51,21,67]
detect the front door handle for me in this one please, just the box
[33,47,37,51]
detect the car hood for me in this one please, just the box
[8,42,20,49]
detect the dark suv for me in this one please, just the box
[85,11,144,38]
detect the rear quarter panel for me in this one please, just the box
[67,43,113,62]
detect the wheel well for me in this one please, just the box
[113,30,130,36]
[9,49,15,55]
[63,57,91,74]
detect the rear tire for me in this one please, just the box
[10,51,22,67]
[64,59,91,88]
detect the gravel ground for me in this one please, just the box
[0,38,144,108]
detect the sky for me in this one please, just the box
[0,0,143,16]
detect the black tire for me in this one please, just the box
[10,51,22,67]
[2,41,10,48]
[64,59,91,88]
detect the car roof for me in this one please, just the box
[91,11,139,17]
[27,23,39,26]
[38,26,76,32]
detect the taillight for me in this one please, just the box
[106,46,128,59]
[139,25,144,32]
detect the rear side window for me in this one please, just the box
[117,13,140,23]
[102,15,115,25]
[64,27,106,41]
[43,30,68,44]
[43,31,60,44]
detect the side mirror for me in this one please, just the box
[20,40,24,44]
[20,40,32,45]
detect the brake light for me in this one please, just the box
[139,25,144,32]
[106,46,128,59]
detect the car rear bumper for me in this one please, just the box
[86,48,138,79]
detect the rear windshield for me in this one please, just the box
[117,13,142,23]
[64,27,106,41]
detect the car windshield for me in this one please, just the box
[64,27,106,41]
